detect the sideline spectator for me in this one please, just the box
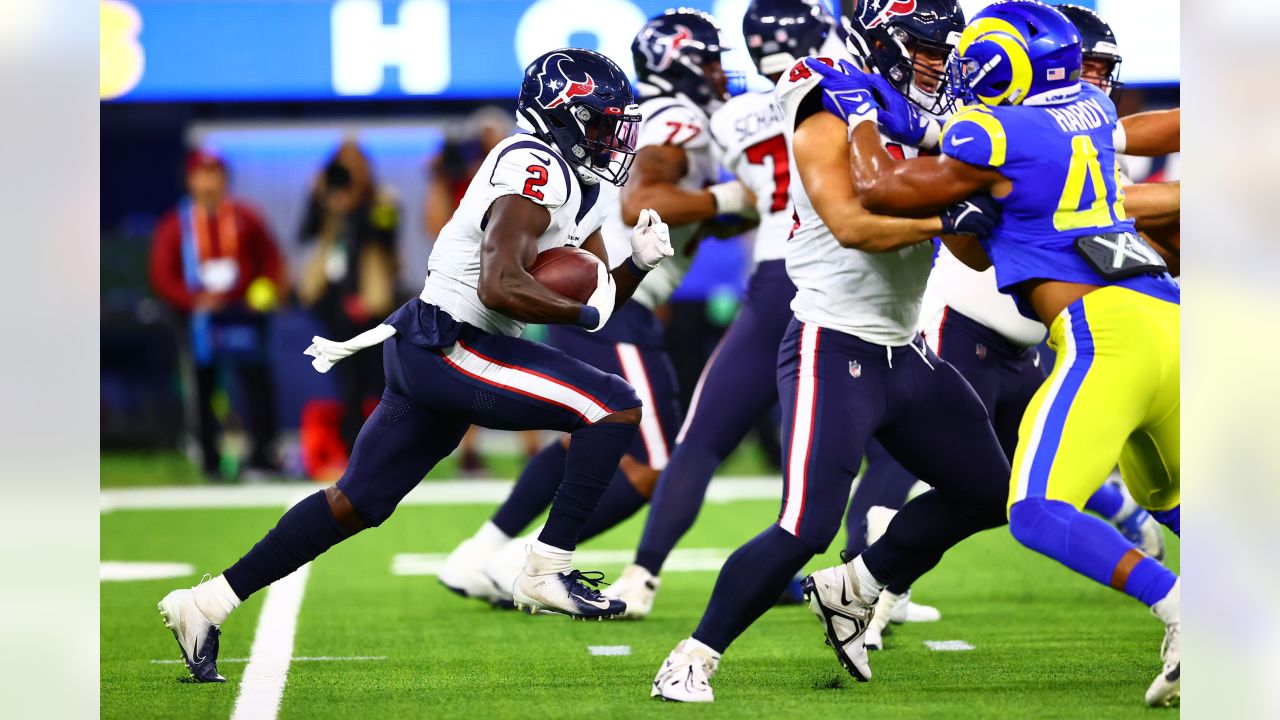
[149,150,285,480]
[297,140,400,453]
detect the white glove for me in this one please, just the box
[581,255,616,332]
[630,208,674,271]
[707,181,752,216]
[304,324,396,373]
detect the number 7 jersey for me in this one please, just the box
[940,82,1179,311]
[709,90,794,265]
[421,133,617,337]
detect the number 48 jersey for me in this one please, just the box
[710,91,794,265]
[421,133,617,337]
[941,82,1179,310]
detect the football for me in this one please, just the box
[528,246,601,304]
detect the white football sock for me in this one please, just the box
[474,520,512,549]
[192,574,240,625]
[682,636,721,661]
[525,540,573,575]
[847,555,887,605]
[1152,578,1180,625]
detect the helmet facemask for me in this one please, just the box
[562,103,641,186]
[877,27,958,116]
[1081,52,1124,99]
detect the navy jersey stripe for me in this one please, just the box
[576,181,600,224]
[488,137,574,200]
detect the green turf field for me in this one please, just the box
[101,477,1179,719]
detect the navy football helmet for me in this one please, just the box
[632,8,730,111]
[516,48,641,187]
[742,0,834,79]
[1056,4,1122,97]
[845,0,966,115]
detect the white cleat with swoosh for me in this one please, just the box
[511,568,625,620]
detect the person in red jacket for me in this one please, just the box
[150,150,285,479]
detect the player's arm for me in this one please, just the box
[1123,181,1180,232]
[620,145,752,225]
[939,234,993,272]
[1117,108,1179,157]
[793,111,944,252]
[477,195,597,327]
[848,121,1005,218]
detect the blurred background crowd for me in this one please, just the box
[100,0,1178,485]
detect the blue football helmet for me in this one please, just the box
[844,0,966,115]
[516,48,641,187]
[947,0,1083,107]
[632,8,731,111]
[742,0,833,79]
[1056,4,1122,97]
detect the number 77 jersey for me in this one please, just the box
[709,90,795,265]
[940,82,1179,312]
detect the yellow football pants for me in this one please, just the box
[1008,286,1180,513]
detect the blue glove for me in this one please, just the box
[864,73,939,149]
[940,194,1001,238]
[805,58,881,129]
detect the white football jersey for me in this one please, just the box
[710,91,793,265]
[602,95,720,310]
[420,133,617,337]
[920,246,1048,348]
[776,56,934,346]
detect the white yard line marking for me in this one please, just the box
[924,640,975,652]
[229,564,309,720]
[588,645,631,656]
[392,547,733,577]
[100,477,785,513]
[151,656,386,665]
[100,561,194,582]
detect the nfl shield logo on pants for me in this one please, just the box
[975,343,988,360]
[849,361,861,378]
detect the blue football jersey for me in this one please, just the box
[940,82,1179,315]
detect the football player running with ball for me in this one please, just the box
[439,9,756,610]
[807,0,1181,705]
[652,0,1022,702]
[157,48,676,683]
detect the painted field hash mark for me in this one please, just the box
[588,645,631,656]
[924,640,975,651]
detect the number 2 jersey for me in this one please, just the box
[421,133,618,337]
[940,82,1179,315]
[709,90,793,266]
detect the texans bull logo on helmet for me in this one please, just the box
[637,24,694,73]
[865,0,918,28]
[533,52,598,109]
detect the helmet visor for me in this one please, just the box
[579,104,642,186]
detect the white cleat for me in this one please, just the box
[1145,621,1180,707]
[157,588,225,683]
[512,567,625,620]
[802,565,875,681]
[438,536,504,602]
[888,588,941,624]
[652,639,719,702]
[603,564,660,619]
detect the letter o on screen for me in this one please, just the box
[515,0,648,77]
